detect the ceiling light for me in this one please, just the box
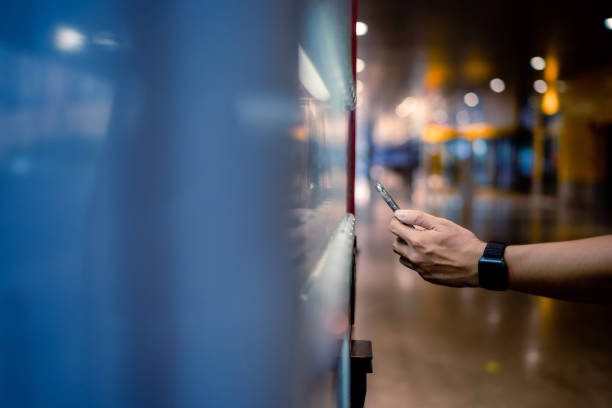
[489,78,505,93]
[464,92,479,107]
[54,26,85,52]
[356,21,368,36]
[533,80,547,94]
[530,56,546,71]
[356,58,365,73]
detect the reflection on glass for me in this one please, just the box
[54,26,85,52]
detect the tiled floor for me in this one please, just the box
[353,178,612,407]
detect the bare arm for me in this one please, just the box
[388,210,612,303]
[506,237,612,303]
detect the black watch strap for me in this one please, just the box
[479,241,509,291]
[483,241,507,259]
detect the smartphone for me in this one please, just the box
[375,182,400,212]
[376,182,414,229]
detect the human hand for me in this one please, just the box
[388,210,486,288]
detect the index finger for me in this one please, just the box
[394,209,441,230]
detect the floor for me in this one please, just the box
[353,176,612,408]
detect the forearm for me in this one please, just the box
[505,235,612,303]
[390,210,612,303]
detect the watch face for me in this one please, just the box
[479,257,508,291]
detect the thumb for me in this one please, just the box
[394,210,441,230]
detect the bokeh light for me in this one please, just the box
[395,97,417,117]
[533,79,547,94]
[473,139,488,156]
[356,58,365,73]
[356,79,364,93]
[542,88,559,115]
[356,21,368,36]
[489,78,505,93]
[432,109,448,124]
[54,26,85,52]
[456,110,470,126]
[464,92,479,107]
[556,80,567,93]
[530,56,546,71]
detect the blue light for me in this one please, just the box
[518,147,533,175]
[456,139,471,160]
[472,139,488,157]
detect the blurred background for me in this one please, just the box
[352,1,612,407]
[355,0,612,205]
[1,0,612,407]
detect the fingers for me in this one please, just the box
[399,256,416,270]
[398,255,436,283]
[388,218,420,244]
[392,237,418,261]
[394,210,441,230]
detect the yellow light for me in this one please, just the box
[462,123,496,140]
[542,88,559,115]
[290,125,308,141]
[544,57,559,82]
[356,21,368,36]
[463,59,491,81]
[538,297,553,321]
[422,124,456,143]
[530,56,546,71]
[483,360,501,374]
[356,58,365,73]
[425,65,448,88]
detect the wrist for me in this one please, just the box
[478,241,510,290]
[469,240,487,287]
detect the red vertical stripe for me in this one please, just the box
[347,0,357,215]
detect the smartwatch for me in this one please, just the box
[478,241,509,291]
